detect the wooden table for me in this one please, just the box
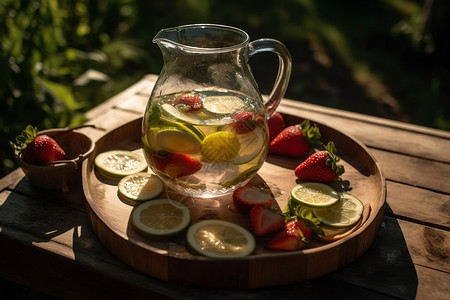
[1,75,449,299]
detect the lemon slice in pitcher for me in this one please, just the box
[203,95,246,115]
[201,131,240,163]
[161,103,204,125]
[156,128,202,154]
[230,126,265,165]
[131,199,191,238]
[186,219,255,258]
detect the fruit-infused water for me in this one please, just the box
[141,90,269,198]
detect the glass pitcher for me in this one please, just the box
[142,24,291,198]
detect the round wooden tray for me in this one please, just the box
[82,114,385,289]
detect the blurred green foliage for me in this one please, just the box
[1,0,449,178]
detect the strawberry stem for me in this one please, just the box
[298,119,322,146]
[324,141,345,177]
[10,125,38,152]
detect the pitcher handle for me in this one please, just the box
[248,39,292,118]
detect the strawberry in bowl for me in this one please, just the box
[11,125,94,191]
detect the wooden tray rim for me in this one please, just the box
[82,115,386,262]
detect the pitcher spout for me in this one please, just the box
[152,24,249,51]
[152,26,181,46]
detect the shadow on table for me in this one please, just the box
[325,203,418,299]
[0,176,125,298]
[0,176,418,299]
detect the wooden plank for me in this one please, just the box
[85,108,141,132]
[0,233,396,300]
[85,76,155,121]
[279,98,450,140]
[0,169,24,192]
[115,93,148,114]
[111,75,450,164]
[134,75,450,163]
[0,235,173,300]
[330,216,450,300]
[385,181,450,229]
[370,148,450,194]
[398,219,450,274]
[2,188,447,294]
[416,264,450,300]
[277,101,450,163]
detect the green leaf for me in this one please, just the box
[40,79,81,110]
[150,105,161,126]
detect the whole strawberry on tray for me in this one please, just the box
[295,141,345,183]
[269,119,322,157]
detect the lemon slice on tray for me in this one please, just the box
[118,173,164,202]
[95,150,147,179]
[186,219,255,258]
[131,199,191,238]
[290,182,340,208]
[312,192,364,228]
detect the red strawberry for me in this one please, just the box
[267,112,285,141]
[172,94,203,111]
[266,220,310,251]
[232,186,273,213]
[231,112,257,134]
[250,205,285,236]
[269,119,321,157]
[10,125,66,164]
[294,141,345,182]
[151,153,202,178]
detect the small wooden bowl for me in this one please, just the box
[15,127,95,191]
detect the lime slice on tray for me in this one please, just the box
[95,150,147,179]
[201,131,240,163]
[131,199,191,238]
[290,182,340,208]
[186,219,255,258]
[230,126,265,165]
[118,173,164,202]
[312,192,364,228]
[156,128,202,154]
[203,95,246,115]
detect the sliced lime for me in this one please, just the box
[159,117,205,140]
[230,126,265,165]
[186,219,255,258]
[95,150,147,179]
[131,199,191,237]
[203,95,246,115]
[156,128,202,154]
[312,192,364,227]
[290,182,340,208]
[201,131,240,163]
[161,103,204,125]
[118,173,164,202]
